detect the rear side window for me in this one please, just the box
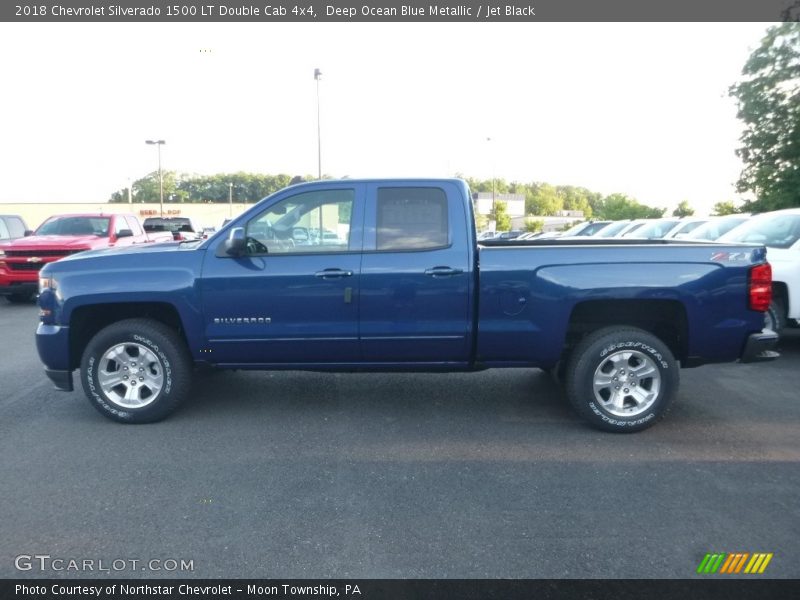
[5,217,25,238]
[376,187,449,251]
[114,217,129,236]
[126,217,143,236]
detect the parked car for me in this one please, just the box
[591,220,631,238]
[495,230,525,240]
[35,178,778,432]
[718,208,800,332]
[611,219,650,237]
[0,213,173,303]
[0,215,31,242]
[683,214,751,242]
[514,231,544,240]
[143,217,204,241]
[662,217,711,239]
[623,218,681,239]
[559,220,612,237]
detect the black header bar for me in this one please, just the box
[2,0,798,22]
[2,579,800,600]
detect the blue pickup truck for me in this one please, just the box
[35,179,778,432]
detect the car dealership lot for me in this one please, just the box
[1,302,798,579]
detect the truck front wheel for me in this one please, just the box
[80,319,192,423]
[565,327,679,433]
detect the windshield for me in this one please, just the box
[143,218,194,233]
[685,216,750,241]
[624,219,680,239]
[36,216,110,237]
[593,221,630,237]
[559,221,604,236]
[718,213,800,249]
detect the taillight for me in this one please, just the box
[749,263,772,312]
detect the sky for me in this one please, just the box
[0,21,772,215]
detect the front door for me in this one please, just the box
[200,184,364,365]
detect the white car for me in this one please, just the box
[663,217,710,239]
[591,220,632,237]
[683,214,751,241]
[718,208,800,331]
[622,218,682,239]
[611,219,650,237]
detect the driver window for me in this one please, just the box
[245,189,354,255]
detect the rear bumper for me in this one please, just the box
[740,329,780,363]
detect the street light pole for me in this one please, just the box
[229,182,233,217]
[487,136,496,226]
[145,139,166,217]
[314,68,322,180]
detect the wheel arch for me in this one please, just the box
[68,302,188,370]
[771,281,789,318]
[564,299,689,365]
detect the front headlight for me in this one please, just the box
[38,275,57,294]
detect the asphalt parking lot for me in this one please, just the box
[1,301,798,579]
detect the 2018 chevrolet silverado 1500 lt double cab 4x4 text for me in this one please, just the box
[35,179,779,432]
[1,213,174,303]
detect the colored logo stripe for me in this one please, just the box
[697,553,773,574]
[745,553,773,574]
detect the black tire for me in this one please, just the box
[565,327,679,433]
[764,299,785,333]
[80,318,192,423]
[6,292,35,304]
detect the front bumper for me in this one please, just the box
[740,329,780,363]
[0,282,38,296]
[45,368,74,391]
[36,322,73,391]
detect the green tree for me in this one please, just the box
[524,218,544,232]
[599,193,665,220]
[672,200,695,217]
[490,200,512,231]
[729,23,800,211]
[526,183,563,216]
[110,171,185,203]
[712,201,741,216]
[557,185,594,219]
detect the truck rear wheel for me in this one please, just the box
[565,327,678,433]
[80,319,192,423]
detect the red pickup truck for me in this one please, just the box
[0,213,173,303]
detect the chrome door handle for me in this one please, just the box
[424,266,464,278]
[315,268,353,279]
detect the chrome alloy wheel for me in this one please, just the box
[592,349,661,417]
[97,342,164,409]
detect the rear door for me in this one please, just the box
[359,181,473,364]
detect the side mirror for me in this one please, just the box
[223,227,246,256]
[116,229,133,239]
[24,230,34,236]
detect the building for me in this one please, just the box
[472,193,526,219]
